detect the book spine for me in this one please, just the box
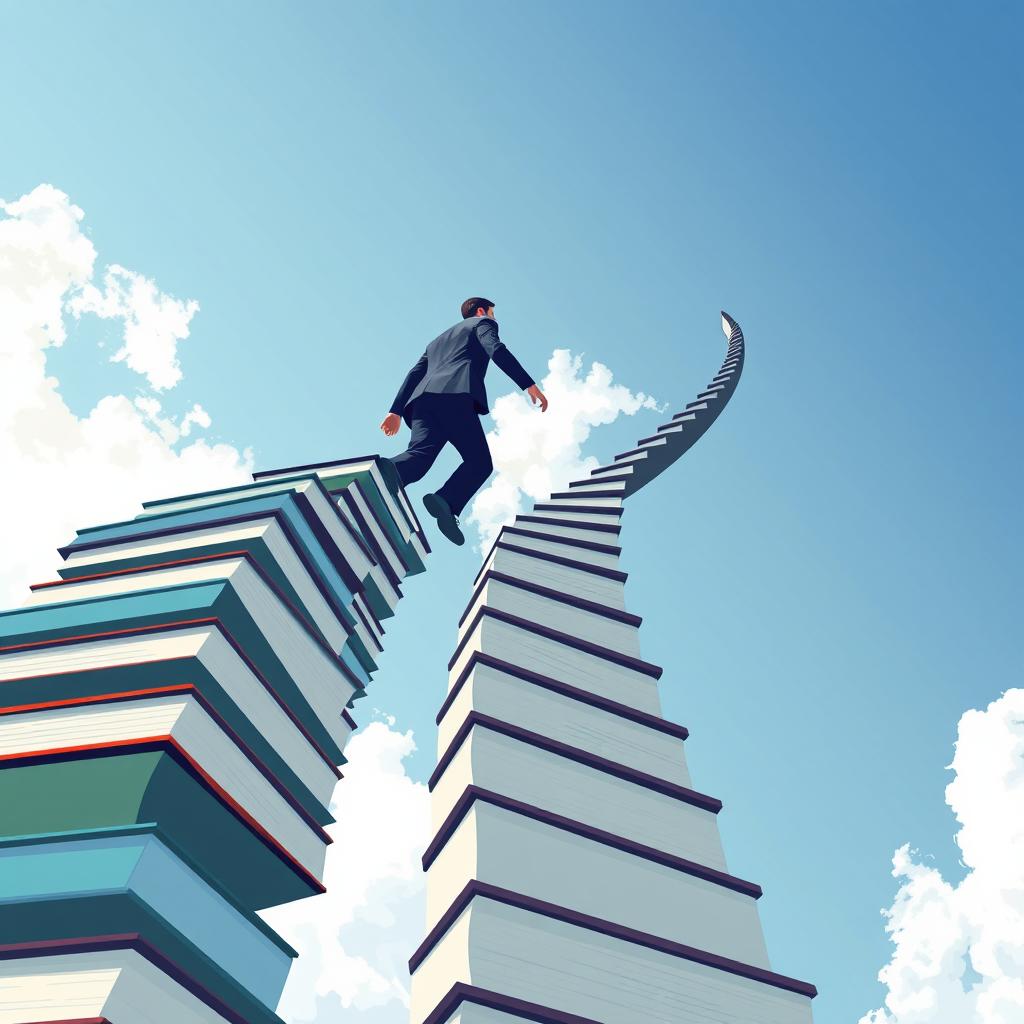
[409,315,818,1024]
[0,459,421,1024]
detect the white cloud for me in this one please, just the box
[2,184,429,1023]
[466,349,662,552]
[860,688,1024,1024]
[0,183,253,607]
[261,717,430,1024]
[133,397,213,445]
[70,263,200,390]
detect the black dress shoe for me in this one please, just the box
[422,493,465,546]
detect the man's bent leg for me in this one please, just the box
[436,399,494,516]
[390,398,447,486]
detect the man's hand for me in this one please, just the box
[380,412,402,437]
[527,384,549,412]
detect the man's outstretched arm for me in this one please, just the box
[381,351,427,436]
[476,318,548,410]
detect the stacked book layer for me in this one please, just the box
[0,456,426,1024]
[409,317,818,1024]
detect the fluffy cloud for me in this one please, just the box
[860,688,1024,1024]
[261,718,430,1023]
[0,184,253,606]
[2,183,428,1024]
[466,349,662,551]
[70,263,200,390]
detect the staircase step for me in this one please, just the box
[638,427,683,445]
[549,489,626,501]
[504,525,622,556]
[515,515,620,535]
[532,503,623,517]
[614,438,667,462]
[606,450,650,467]
[591,462,636,477]
[568,475,630,490]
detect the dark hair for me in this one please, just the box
[461,296,495,319]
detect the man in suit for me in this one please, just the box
[379,297,548,546]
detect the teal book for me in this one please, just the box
[0,744,321,910]
[0,683,333,893]
[58,482,385,672]
[0,578,358,766]
[0,636,338,827]
[0,829,295,1011]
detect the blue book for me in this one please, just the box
[0,577,358,766]
[0,828,295,1010]
[54,496,380,680]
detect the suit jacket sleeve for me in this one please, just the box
[476,318,535,391]
[389,350,428,415]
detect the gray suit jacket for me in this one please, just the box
[389,316,535,424]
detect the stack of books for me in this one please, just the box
[409,314,819,1024]
[0,456,427,1024]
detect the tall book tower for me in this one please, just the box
[408,313,817,1024]
[0,456,429,1023]
[0,311,816,1024]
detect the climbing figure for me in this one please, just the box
[379,297,548,546]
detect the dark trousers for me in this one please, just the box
[390,394,494,516]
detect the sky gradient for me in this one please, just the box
[2,3,1021,1022]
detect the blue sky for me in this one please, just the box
[2,3,1021,1022]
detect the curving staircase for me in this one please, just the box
[408,312,817,1024]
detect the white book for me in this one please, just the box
[354,590,385,648]
[561,478,628,494]
[333,500,402,615]
[480,544,628,611]
[137,476,376,588]
[495,529,621,571]
[528,505,622,524]
[0,948,262,1024]
[607,449,652,468]
[340,483,408,581]
[0,625,341,808]
[458,576,642,658]
[410,898,814,1024]
[255,457,425,558]
[58,516,378,663]
[22,556,360,754]
[535,494,625,509]
[438,659,690,787]
[0,692,328,879]
[425,800,770,967]
[261,459,432,572]
[591,461,635,477]
[328,458,422,554]
[397,493,428,560]
[510,517,618,544]
[449,613,662,716]
[258,458,417,540]
[632,434,670,451]
[431,726,726,871]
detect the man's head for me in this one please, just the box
[461,296,495,320]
